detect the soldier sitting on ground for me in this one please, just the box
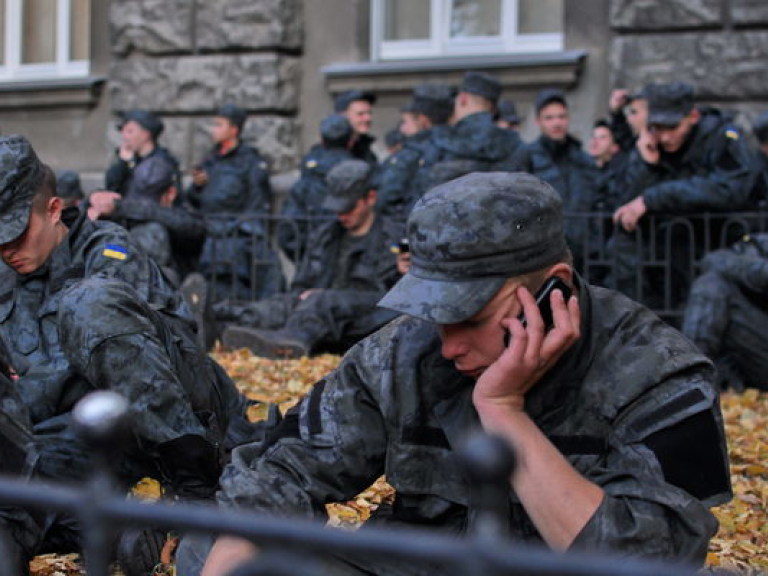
[88,156,206,287]
[55,170,85,209]
[176,172,730,575]
[682,233,768,391]
[0,135,261,575]
[216,159,403,358]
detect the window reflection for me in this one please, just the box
[384,0,430,41]
[22,0,57,64]
[450,0,501,38]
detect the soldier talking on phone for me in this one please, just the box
[179,171,731,576]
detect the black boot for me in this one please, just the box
[221,326,310,359]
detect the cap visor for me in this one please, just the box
[0,196,33,245]
[322,197,356,213]
[379,272,506,324]
[648,112,683,128]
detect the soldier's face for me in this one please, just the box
[588,127,618,163]
[336,192,376,235]
[120,121,152,153]
[345,101,373,134]
[400,112,422,136]
[0,195,64,275]
[438,281,521,379]
[650,112,697,153]
[537,102,569,141]
[211,117,239,144]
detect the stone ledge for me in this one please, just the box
[0,76,106,110]
[322,51,588,95]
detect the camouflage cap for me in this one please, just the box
[320,114,353,146]
[216,103,248,132]
[401,83,455,125]
[0,135,44,245]
[379,172,568,324]
[119,109,164,140]
[459,71,501,105]
[130,155,176,202]
[535,88,567,114]
[323,159,374,213]
[497,99,521,124]
[334,90,377,113]
[646,82,695,127]
[55,170,84,201]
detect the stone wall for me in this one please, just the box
[109,0,302,175]
[609,0,768,122]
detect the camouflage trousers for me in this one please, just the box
[214,289,400,354]
[682,271,768,390]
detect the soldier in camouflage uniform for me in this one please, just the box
[187,104,282,301]
[377,83,454,222]
[419,71,522,191]
[334,90,378,164]
[277,114,355,262]
[682,233,768,391]
[89,158,206,285]
[748,111,768,208]
[183,171,730,576]
[0,135,258,568]
[104,109,181,199]
[608,83,755,306]
[512,88,599,265]
[218,160,403,359]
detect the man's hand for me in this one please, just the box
[396,252,411,276]
[299,288,321,301]
[118,143,134,162]
[473,285,580,416]
[636,128,660,165]
[87,190,122,220]
[192,168,209,187]
[609,89,629,114]
[201,536,259,576]
[612,195,647,232]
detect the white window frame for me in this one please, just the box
[371,0,563,61]
[0,0,89,82]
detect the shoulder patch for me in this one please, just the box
[305,159,318,169]
[725,129,739,140]
[102,243,128,261]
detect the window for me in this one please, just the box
[0,0,90,82]
[372,0,563,60]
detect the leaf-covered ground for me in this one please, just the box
[29,349,768,574]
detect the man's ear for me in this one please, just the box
[689,108,701,125]
[366,189,377,206]
[548,262,574,286]
[48,196,64,222]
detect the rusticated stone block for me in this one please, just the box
[610,0,722,29]
[732,0,768,25]
[196,0,302,51]
[110,54,301,113]
[610,31,768,99]
[111,0,193,56]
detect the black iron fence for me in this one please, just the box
[0,393,703,576]
[199,210,768,326]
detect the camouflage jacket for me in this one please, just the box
[0,207,199,431]
[187,141,272,215]
[219,280,730,565]
[611,110,754,211]
[291,215,403,294]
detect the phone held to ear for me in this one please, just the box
[503,277,573,347]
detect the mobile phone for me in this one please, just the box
[503,277,573,346]
[398,238,410,254]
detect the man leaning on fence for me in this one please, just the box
[178,171,731,576]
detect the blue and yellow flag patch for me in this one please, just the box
[102,243,128,261]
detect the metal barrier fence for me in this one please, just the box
[199,211,768,325]
[0,392,702,576]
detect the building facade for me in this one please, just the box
[0,0,766,193]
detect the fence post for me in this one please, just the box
[72,391,131,576]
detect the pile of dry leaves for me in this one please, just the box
[28,350,767,575]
